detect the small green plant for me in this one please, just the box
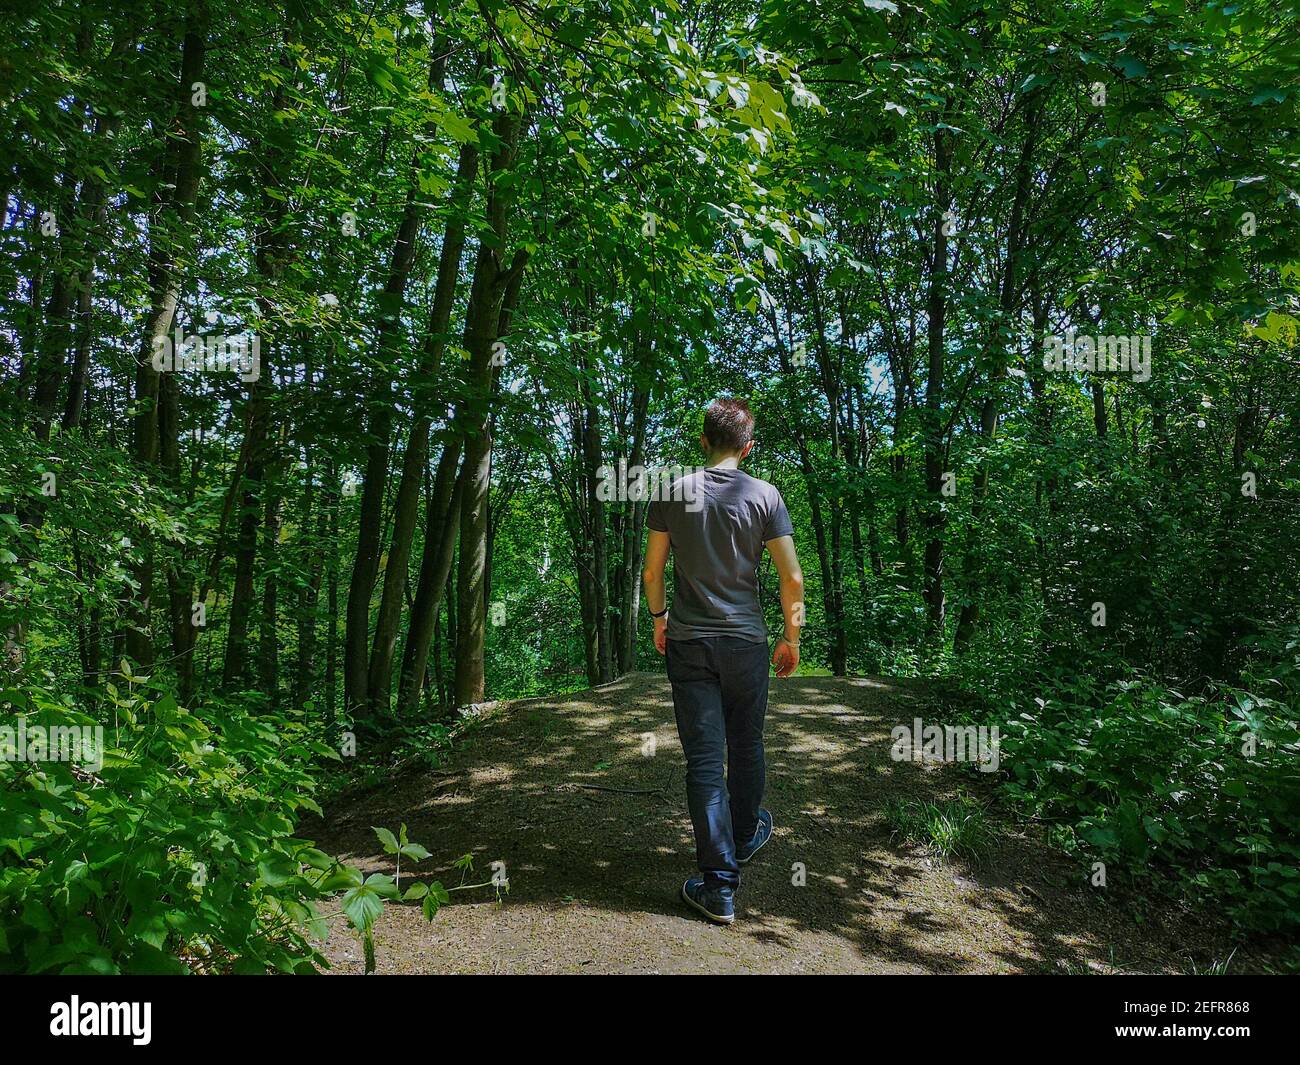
[335,826,502,973]
[884,795,994,866]
[373,823,433,893]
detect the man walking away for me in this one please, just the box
[642,398,804,924]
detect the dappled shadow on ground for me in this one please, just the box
[313,673,1242,975]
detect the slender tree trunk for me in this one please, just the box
[396,440,464,715]
[431,605,446,713]
[617,372,649,673]
[61,228,101,433]
[954,99,1039,653]
[325,458,341,723]
[222,44,299,691]
[221,340,276,689]
[257,475,282,703]
[805,263,849,673]
[368,141,477,713]
[453,110,527,707]
[159,372,198,698]
[126,10,207,667]
[577,340,614,683]
[29,22,103,437]
[922,121,953,645]
[1027,284,1054,612]
[764,298,846,672]
[345,53,454,718]
[344,189,426,716]
[294,463,326,711]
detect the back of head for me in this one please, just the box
[703,397,755,455]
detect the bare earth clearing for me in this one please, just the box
[313,672,1253,974]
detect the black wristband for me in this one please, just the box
[649,605,668,619]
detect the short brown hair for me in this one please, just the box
[703,397,755,453]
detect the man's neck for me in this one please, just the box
[706,453,742,470]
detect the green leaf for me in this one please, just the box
[298,847,334,871]
[317,863,364,891]
[340,884,385,933]
[372,826,399,854]
[257,856,298,887]
[1019,73,1056,94]
[363,872,400,898]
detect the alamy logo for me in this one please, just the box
[152,312,260,382]
[50,997,151,1045]
[1042,329,1151,382]
[890,717,1000,773]
[0,720,103,772]
[596,461,706,512]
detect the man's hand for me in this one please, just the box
[765,535,803,678]
[654,615,668,655]
[772,638,799,678]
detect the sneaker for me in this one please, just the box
[681,878,735,925]
[736,808,773,865]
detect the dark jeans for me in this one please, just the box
[666,636,770,892]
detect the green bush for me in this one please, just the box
[0,675,478,974]
[973,632,1300,932]
[0,676,342,972]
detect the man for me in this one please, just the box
[642,397,804,925]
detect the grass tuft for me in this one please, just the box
[884,795,994,867]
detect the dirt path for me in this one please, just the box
[314,672,1245,974]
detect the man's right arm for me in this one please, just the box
[766,534,803,677]
[642,529,671,655]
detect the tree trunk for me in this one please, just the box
[159,372,198,698]
[344,188,426,717]
[453,110,526,707]
[922,121,952,645]
[616,370,650,673]
[953,98,1039,653]
[257,475,282,703]
[368,141,477,714]
[325,457,341,722]
[805,263,849,673]
[396,439,465,716]
[125,11,208,668]
[577,340,614,683]
[345,53,454,718]
[294,460,326,712]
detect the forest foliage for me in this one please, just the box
[1,0,1298,972]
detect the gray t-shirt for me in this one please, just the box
[646,467,794,643]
